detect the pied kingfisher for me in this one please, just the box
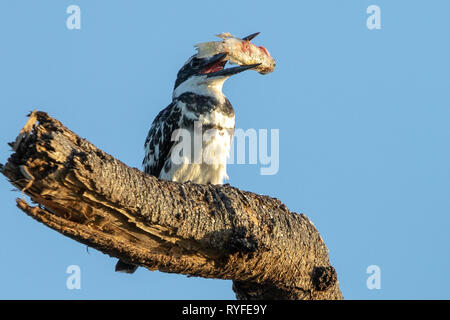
[115,33,260,274]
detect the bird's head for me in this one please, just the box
[173,53,258,99]
[173,32,261,99]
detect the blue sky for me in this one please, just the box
[0,0,449,299]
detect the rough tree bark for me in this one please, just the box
[1,111,343,300]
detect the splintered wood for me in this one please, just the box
[1,111,342,300]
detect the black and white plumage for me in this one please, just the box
[143,91,235,185]
[115,47,259,274]
[143,53,258,185]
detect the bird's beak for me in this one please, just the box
[205,53,227,64]
[206,63,261,78]
[199,53,228,75]
[242,32,260,41]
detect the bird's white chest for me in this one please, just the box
[160,109,235,185]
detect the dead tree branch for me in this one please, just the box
[1,111,343,300]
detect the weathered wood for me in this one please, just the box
[1,111,343,300]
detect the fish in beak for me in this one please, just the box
[195,32,276,75]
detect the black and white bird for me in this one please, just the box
[115,33,260,274]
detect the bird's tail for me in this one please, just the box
[115,260,138,274]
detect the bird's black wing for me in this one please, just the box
[143,101,182,177]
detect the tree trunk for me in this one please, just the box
[1,111,343,300]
